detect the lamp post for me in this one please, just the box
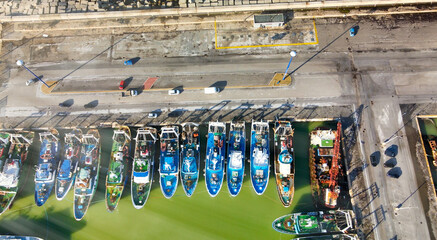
[16,60,50,88]
[278,50,297,84]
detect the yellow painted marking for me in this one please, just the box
[313,19,319,44]
[269,73,292,87]
[40,81,59,94]
[214,20,319,49]
[214,20,218,49]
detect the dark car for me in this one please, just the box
[387,167,402,179]
[383,158,397,168]
[272,32,287,40]
[370,151,381,167]
[119,80,125,90]
[385,145,398,157]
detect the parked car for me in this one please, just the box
[385,145,398,157]
[26,78,38,86]
[204,87,219,94]
[148,113,157,118]
[383,158,397,168]
[168,89,180,95]
[349,26,359,37]
[119,80,125,90]
[370,151,381,167]
[387,167,402,179]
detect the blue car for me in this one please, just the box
[349,26,359,37]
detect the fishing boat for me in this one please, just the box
[274,121,295,207]
[226,122,245,197]
[105,126,131,212]
[55,129,82,201]
[73,129,100,221]
[35,129,60,206]
[272,210,356,236]
[296,234,359,240]
[250,121,270,195]
[0,132,33,215]
[309,122,342,208]
[159,126,180,199]
[205,122,226,197]
[131,127,157,209]
[0,132,10,165]
[180,123,200,197]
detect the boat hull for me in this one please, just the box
[250,122,270,195]
[73,129,100,221]
[56,129,81,201]
[0,132,12,214]
[0,191,16,214]
[226,123,245,197]
[105,126,131,212]
[35,129,60,206]
[272,210,356,236]
[309,122,342,209]
[159,126,180,199]
[274,121,295,207]
[180,123,200,197]
[131,159,153,209]
[0,132,34,215]
[131,128,156,209]
[205,122,226,197]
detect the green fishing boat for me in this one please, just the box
[105,126,131,212]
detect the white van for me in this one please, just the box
[204,87,219,94]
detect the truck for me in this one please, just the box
[204,87,219,94]
[122,89,138,97]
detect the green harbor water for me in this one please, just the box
[0,121,341,240]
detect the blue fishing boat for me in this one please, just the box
[35,129,60,206]
[180,123,200,197]
[226,122,245,197]
[159,126,180,199]
[131,127,157,209]
[274,121,295,207]
[250,121,270,195]
[205,122,226,197]
[55,129,82,201]
[73,129,100,221]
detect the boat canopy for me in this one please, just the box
[310,130,335,147]
[76,168,91,188]
[0,160,19,187]
[229,152,243,169]
[253,148,268,166]
[164,157,175,171]
[279,151,293,164]
[134,159,147,171]
[36,163,52,181]
[279,162,291,175]
[133,171,149,184]
[182,157,196,172]
[108,162,123,183]
[58,159,71,179]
